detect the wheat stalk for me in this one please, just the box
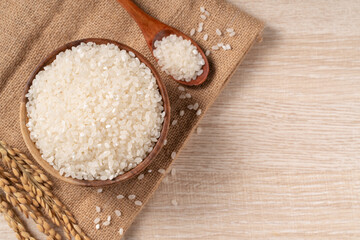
[0,141,90,240]
[0,169,62,240]
[0,194,36,240]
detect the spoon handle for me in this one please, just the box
[117,0,166,47]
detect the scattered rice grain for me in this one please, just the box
[96,224,100,230]
[171,199,178,206]
[119,228,124,235]
[158,168,166,174]
[226,28,234,33]
[205,50,211,56]
[171,168,176,176]
[117,194,124,199]
[203,34,208,41]
[96,206,101,213]
[107,215,111,221]
[179,94,186,99]
[205,10,210,16]
[185,93,192,99]
[187,104,194,110]
[171,151,177,159]
[178,86,185,91]
[196,109,202,116]
[190,28,195,36]
[172,119,178,126]
[193,102,199,110]
[211,45,219,50]
[200,6,205,12]
[135,200,143,206]
[164,139,167,145]
[216,29,222,36]
[196,127,202,134]
[180,110,185,116]
[128,194,136,200]
[103,221,110,227]
[200,15,206,20]
[229,32,236,37]
[94,218,100,224]
[137,173,144,180]
[115,210,121,217]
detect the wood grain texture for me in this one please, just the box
[1,0,360,239]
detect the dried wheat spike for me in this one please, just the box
[0,141,89,240]
[0,195,36,240]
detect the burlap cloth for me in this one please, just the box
[0,0,263,239]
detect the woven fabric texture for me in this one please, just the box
[0,0,263,238]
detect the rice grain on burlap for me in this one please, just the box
[0,0,263,239]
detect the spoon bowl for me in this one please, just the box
[117,0,209,86]
[20,38,171,187]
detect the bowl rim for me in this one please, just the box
[19,38,171,187]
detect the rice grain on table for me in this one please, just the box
[190,28,195,36]
[158,169,166,174]
[117,194,124,199]
[128,195,136,200]
[179,110,185,116]
[171,151,176,159]
[26,42,165,181]
[205,50,211,56]
[171,199,178,206]
[153,34,206,82]
[119,228,124,235]
[216,29,222,36]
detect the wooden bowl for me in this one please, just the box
[20,38,171,187]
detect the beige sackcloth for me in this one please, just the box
[0,0,263,239]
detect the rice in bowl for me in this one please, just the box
[26,42,165,181]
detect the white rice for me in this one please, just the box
[119,228,124,235]
[115,210,121,217]
[153,34,205,82]
[96,206,101,213]
[203,34,209,41]
[171,199,178,206]
[200,15,206,20]
[94,218,100,224]
[205,50,211,56]
[128,194,136,200]
[229,32,236,37]
[178,86,185,91]
[171,151,176,159]
[158,168,166,174]
[117,194,124,199]
[197,22,204,33]
[26,42,165,181]
[172,119,178,126]
[179,110,185,116]
[216,29,222,36]
[137,173,144,180]
[190,28,196,36]
[135,200,142,206]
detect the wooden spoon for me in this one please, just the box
[20,38,171,187]
[117,0,209,86]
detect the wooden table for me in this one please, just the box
[1,0,360,239]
